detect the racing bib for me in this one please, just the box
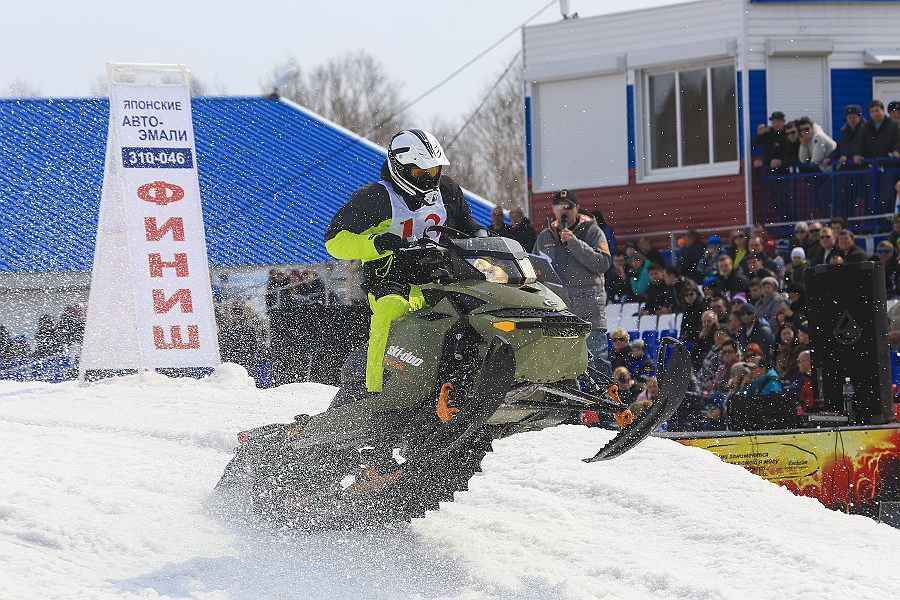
[380,180,446,242]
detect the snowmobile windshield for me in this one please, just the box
[452,237,537,285]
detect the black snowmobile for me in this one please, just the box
[217,227,690,529]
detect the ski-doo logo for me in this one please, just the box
[385,346,424,367]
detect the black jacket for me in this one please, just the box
[781,139,801,167]
[642,282,678,314]
[714,270,749,297]
[753,128,787,165]
[809,244,838,266]
[842,245,868,263]
[610,346,631,371]
[679,299,707,344]
[495,219,537,253]
[783,262,808,287]
[605,270,631,303]
[678,240,706,282]
[831,120,866,161]
[856,118,900,158]
[325,161,480,295]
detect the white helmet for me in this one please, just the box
[387,129,450,204]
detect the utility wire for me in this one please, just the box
[359,0,556,138]
[207,0,556,230]
[448,51,522,147]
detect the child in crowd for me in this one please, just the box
[627,339,655,380]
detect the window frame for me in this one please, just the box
[637,60,739,183]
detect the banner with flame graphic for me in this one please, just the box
[678,426,900,517]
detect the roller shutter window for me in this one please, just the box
[766,56,829,134]
[873,77,900,106]
[534,74,628,191]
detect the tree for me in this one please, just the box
[435,54,526,210]
[265,51,408,148]
[4,79,41,98]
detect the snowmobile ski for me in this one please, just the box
[583,337,691,462]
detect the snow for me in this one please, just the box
[1,365,898,600]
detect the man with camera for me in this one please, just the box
[535,189,613,378]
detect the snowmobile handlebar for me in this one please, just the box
[424,224,469,240]
[422,225,498,244]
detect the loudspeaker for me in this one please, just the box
[727,391,801,431]
[805,261,893,425]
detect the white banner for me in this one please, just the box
[81,63,220,371]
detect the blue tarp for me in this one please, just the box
[0,97,495,272]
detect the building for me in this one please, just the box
[0,97,495,334]
[523,0,900,239]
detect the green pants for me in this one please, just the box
[365,285,426,392]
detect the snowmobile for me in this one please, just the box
[217,226,691,529]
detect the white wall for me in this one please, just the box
[523,0,743,72]
[746,2,900,70]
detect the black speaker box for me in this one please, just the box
[727,391,801,431]
[805,261,893,425]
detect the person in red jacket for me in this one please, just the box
[795,350,817,414]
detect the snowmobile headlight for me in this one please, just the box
[466,257,511,284]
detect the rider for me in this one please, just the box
[324,129,483,393]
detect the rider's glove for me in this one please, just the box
[373,232,412,254]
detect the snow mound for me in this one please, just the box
[0,377,897,599]
[204,362,258,389]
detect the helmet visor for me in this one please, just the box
[409,166,441,178]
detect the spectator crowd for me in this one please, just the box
[265,267,367,387]
[485,181,900,432]
[752,101,900,174]
[0,266,364,388]
[604,216,900,430]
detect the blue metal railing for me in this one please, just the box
[756,159,900,225]
[0,354,76,383]
[0,354,269,386]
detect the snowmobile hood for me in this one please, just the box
[438,280,566,313]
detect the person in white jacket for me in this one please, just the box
[797,116,837,171]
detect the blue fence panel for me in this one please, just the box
[0,354,75,383]
[757,159,900,225]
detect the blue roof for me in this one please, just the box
[0,97,494,273]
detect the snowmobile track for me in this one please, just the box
[217,428,497,531]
